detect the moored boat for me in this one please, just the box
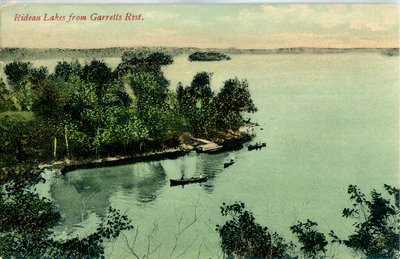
[170,176,208,186]
[248,142,266,151]
[224,158,235,168]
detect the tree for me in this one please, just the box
[330,184,400,258]
[4,61,31,88]
[81,60,113,87]
[90,106,148,154]
[28,66,49,86]
[0,78,15,111]
[176,74,257,134]
[290,220,328,257]
[145,52,173,72]
[0,113,52,166]
[129,71,169,140]
[0,168,133,258]
[54,60,81,81]
[3,62,36,111]
[214,78,257,130]
[176,72,216,135]
[189,71,214,100]
[216,202,294,258]
[32,76,69,159]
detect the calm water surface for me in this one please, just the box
[39,53,398,258]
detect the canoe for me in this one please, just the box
[224,160,235,168]
[170,176,208,186]
[248,142,266,151]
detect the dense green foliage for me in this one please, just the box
[217,185,399,258]
[4,61,31,87]
[176,72,257,136]
[1,52,256,163]
[0,113,53,168]
[290,220,327,257]
[189,51,231,61]
[0,167,133,258]
[0,80,14,112]
[330,184,400,258]
[214,78,257,129]
[216,202,294,258]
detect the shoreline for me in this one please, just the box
[38,130,254,175]
[38,148,189,175]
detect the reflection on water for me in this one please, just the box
[51,161,169,227]
[135,163,166,203]
[50,151,233,257]
[51,154,229,228]
[195,153,230,193]
[166,152,232,192]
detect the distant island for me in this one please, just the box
[188,52,231,62]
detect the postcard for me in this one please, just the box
[0,3,399,259]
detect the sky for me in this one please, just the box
[1,4,399,49]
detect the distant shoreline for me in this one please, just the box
[1,47,398,60]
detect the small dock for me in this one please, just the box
[190,137,223,153]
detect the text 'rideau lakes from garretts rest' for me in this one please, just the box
[14,13,143,22]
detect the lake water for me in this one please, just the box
[37,53,398,258]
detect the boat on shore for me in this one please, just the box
[248,142,266,151]
[170,176,208,186]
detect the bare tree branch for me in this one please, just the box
[121,231,140,259]
[175,235,199,259]
[170,199,199,257]
[145,222,160,258]
[197,239,204,259]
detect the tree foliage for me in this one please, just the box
[290,219,328,257]
[81,59,113,86]
[28,66,49,86]
[216,202,294,258]
[0,169,133,258]
[0,79,15,111]
[330,184,400,258]
[216,185,399,259]
[129,72,168,140]
[176,72,216,135]
[2,51,256,160]
[4,61,31,87]
[214,78,257,129]
[2,62,50,111]
[54,60,82,81]
[50,207,133,257]
[0,114,52,167]
[176,73,257,135]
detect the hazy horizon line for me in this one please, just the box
[2,46,399,50]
